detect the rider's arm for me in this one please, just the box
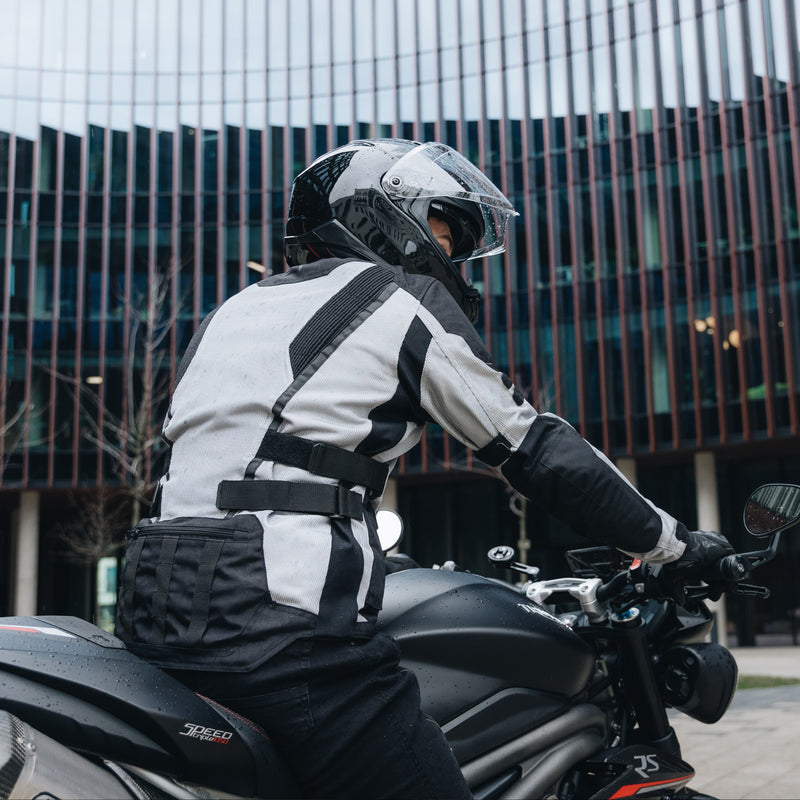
[407,279,687,564]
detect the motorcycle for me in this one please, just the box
[0,483,797,799]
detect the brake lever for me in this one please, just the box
[732,583,771,599]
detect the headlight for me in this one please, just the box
[659,643,738,724]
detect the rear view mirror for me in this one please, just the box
[743,483,800,537]
[376,509,404,553]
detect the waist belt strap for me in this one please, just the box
[256,431,389,496]
[216,479,364,521]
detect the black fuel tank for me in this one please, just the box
[378,569,595,725]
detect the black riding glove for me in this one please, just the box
[667,528,735,581]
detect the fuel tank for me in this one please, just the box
[379,569,595,731]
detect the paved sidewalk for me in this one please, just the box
[669,647,800,799]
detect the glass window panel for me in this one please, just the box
[268,97,287,127]
[484,69,502,119]
[769,0,790,83]
[374,8,392,88]
[87,124,104,193]
[550,56,568,118]
[202,72,222,104]
[525,0,546,114]
[357,87,375,126]
[64,69,87,105]
[529,61,547,119]
[288,0,310,71]
[63,133,81,194]
[157,0,179,74]
[310,0,331,66]
[135,73,154,109]
[245,0,267,72]
[656,1,679,108]
[634,1,656,109]
[506,65,524,119]
[724,4,746,102]
[39,127,58,193]
[87,102,107,131]
[312,64,331,122]
[88,0,111,72]
[16,99,39,141]
[136,0,156,73]
[483,1,502,75]
[246,97,267,130]
[0,2,18,67]
[441,77,460,120]
[590,11,611,114]
[136,101,155,129]
[181,0,201,73]
[17,66,37,99]
[702,9,723,102]
[18,3,42,70]
[461,0,480,44]
[157,131,173,193]
[111,1,134,73]
[747,0,767,77]
[613,8,634,112]
[547,0,566,58]
[422,70,440,122]
[41,102,61,135]
[109,103,132,130]
[268,0,289,97]
[0,107,10,163]
[439,0,459,53]
[88,73,109,105]
[65,0,89,73]
[570,14,590,116]
[548,1,568,117]
[224,0,245,73]
[157,73,179,110]
[42,70,61,103]
[225,72,245,105]
[181,73,200,104]
[201,99,222,131]
[202,0,224,76]
[679,8,701,107]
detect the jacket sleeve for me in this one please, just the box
[412,281,686,564]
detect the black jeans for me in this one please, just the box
[169,633,471,799]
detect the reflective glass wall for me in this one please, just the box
[1,0,799,488]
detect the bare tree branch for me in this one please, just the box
[54,489,130,564]
[50,262,188,553]
[1,396,53,481]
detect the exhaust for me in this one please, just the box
[0,710,135,800]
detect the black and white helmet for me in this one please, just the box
[284,139,517,322]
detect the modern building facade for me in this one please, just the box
[1,0,799,644]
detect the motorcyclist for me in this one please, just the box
[116,138,733,799]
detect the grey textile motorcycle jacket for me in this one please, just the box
[116,258,686,671]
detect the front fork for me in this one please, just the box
[610,608,682,757]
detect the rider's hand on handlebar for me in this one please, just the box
[665,529,735,583]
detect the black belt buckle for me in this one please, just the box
[333,484,350,518]
[333,484,364,521]
[307,442,329,476]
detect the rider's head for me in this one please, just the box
[284,139,517,322]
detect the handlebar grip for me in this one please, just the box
[711,554,750,581]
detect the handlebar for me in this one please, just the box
[709,553,751,582]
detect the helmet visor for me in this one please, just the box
[381,142,518,259]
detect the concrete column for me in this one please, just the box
[11,490,40,616]
[615,457,638,487]
[694,451,728,646]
